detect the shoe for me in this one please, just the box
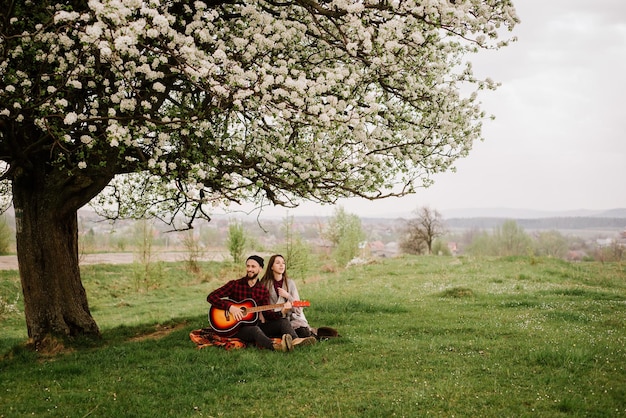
[273,334,293,352]
[293,336,317,347]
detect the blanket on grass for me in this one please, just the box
[189,326,341,350]
[189,328,280,350]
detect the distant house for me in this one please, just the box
[360,240,392,257]
[596,238,614,248]
[384,242,399,256]
[368,240,386,254]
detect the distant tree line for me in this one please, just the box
[400,207,624,262]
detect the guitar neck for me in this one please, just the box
[245,303,286,314]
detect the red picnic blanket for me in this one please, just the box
[189,328,281,350]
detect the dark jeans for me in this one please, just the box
[295,326,312,338]
[260,318,297,339]
[234,325,273,350]
[234,318,297,350]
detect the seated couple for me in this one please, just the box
[206,254,316,352]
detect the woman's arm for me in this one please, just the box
[287,279,302,315]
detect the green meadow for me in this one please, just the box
[1,256,625,417]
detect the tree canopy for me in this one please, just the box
[1,0,517,223]
[0,0,518,345]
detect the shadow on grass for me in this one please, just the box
[1,316,202,364]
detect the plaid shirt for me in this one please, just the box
[207,277,280,320]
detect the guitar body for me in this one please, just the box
[208,298,311,337]
[209,298,259,336]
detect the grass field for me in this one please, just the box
[1,256,625,417]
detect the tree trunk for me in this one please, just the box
[13,169,101,347]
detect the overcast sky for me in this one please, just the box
[235,0,626,219]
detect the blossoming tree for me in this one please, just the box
[0,0,517,346]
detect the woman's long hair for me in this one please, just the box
[260,254,290,293]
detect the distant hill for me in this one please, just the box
[439,208,626,219]
[596,208,626,218]
[436,208,626,231]
[444,216,626,231]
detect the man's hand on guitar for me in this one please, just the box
[281,301,292,316]
[209,298,310,335]
[228,304,244,321]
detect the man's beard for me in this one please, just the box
[247,272,258,280]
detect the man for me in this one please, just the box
[207,255,296,352]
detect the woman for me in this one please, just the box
[260,255,316,342]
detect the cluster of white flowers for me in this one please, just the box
[0,0,518,215]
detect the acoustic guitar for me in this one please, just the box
[208,298,310,336]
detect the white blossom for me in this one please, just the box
[63,112,78,125]
[54,11,79,24]
[120,98,136,112]
[2,0,517,220]
[153,82,166,93]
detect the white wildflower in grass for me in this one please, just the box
[78,161,87,169]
